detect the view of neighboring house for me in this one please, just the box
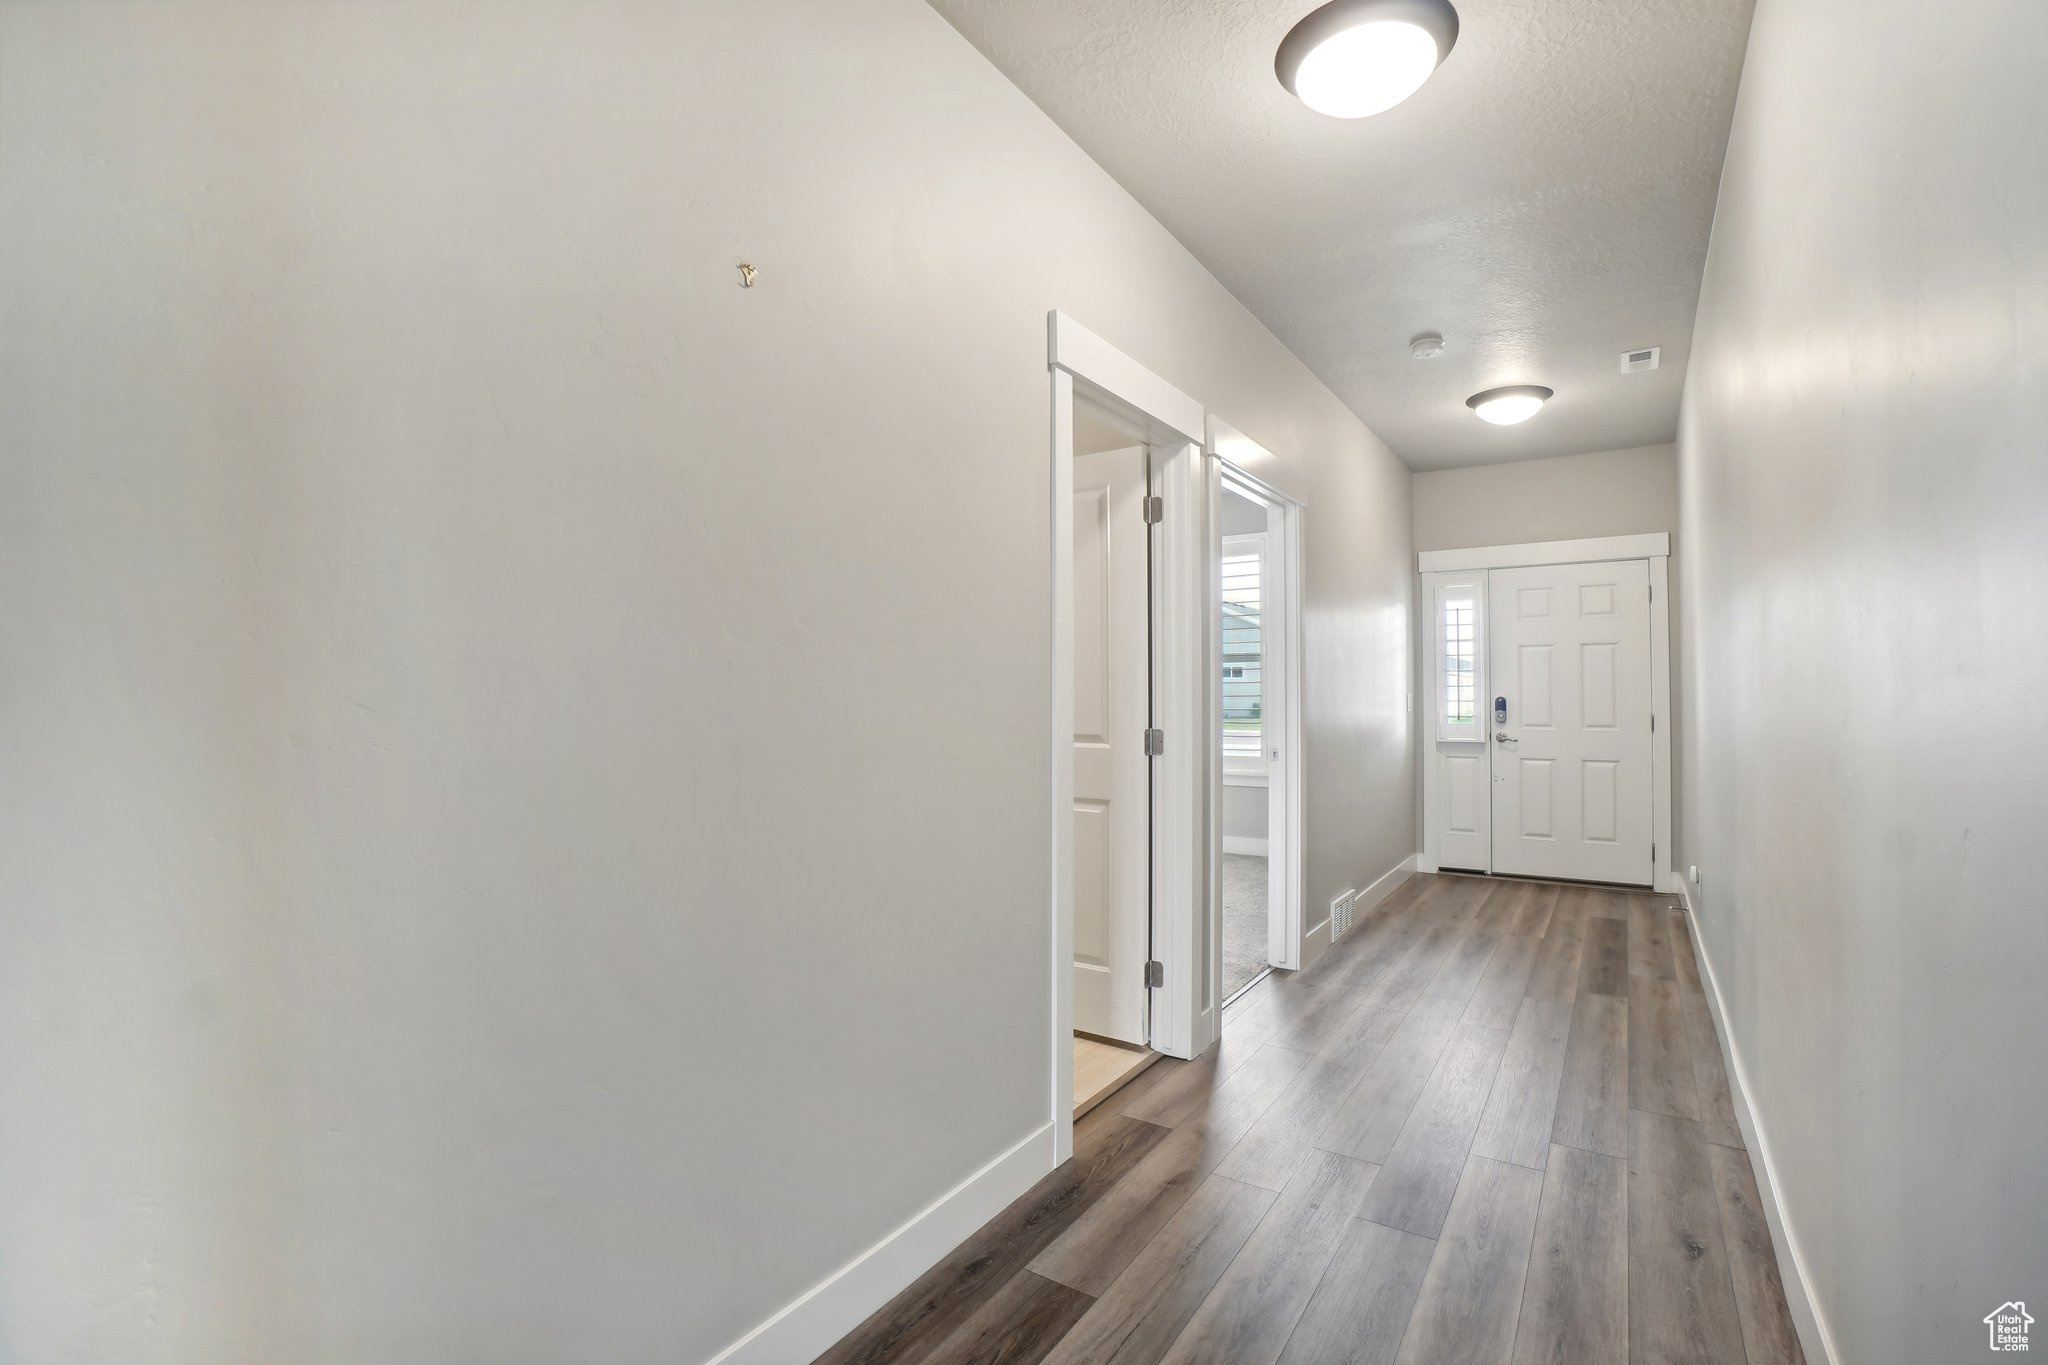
[1221,602,1262,719]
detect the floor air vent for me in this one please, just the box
[1330,889,1359,942]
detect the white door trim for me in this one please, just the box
[1650,555,1673,895]
[1208,419,1306,980]
[1415,535,1674,893]
[1150,435,1209,1062]
[1049,312,1204,445]
[1048,312,1207,1167]
[1418,532,1669,573]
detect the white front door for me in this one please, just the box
[1072,446,1149,1044]
[1489,559,1653,885]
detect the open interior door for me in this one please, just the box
[1071,446,1149,1044]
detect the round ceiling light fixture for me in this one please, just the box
[1275,0,1460,119]
[1466,385,1554,425]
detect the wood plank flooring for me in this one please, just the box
[1074,1035,1161,1118]
[820,874,1805,1365]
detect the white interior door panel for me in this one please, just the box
[1072,446,1149,1043]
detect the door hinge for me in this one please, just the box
[1652,843,1658,862]
[1649,582,1653,603]
[1145,960,1165,988]
[1143,728,1165,756]
[1142,495,1163,524]
[1651,714,1656,732]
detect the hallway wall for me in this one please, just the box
[1676,0,2048,1359]
[1410,442,1676,552]
[1221,783,1269,847]
[0,3,1414,1362]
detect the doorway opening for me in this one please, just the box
[1067,396,1159,1114]
[1417,534,1674,892]
[1213,449,1304,1002]
[1218,483,1272,1001]
[1048,311,1213,1164]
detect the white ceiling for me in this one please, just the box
[929,0,1755,470]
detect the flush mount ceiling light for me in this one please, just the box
[1275,0,1460,119]
[1466,385,1553,425]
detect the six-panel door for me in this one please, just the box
[1487,559,1654,885]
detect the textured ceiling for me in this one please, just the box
[928,0,1755,469]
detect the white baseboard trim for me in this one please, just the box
[1317,854,1418,963]
[1303,916,1331,961]
[1360,853,1418,915]
[1222,835,1269,856]
[706,1121,1054,1365]
[1677,888,1840,1365]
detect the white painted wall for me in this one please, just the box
[1221,783,1268,844]
[0,3,1414,1362]
[1677,1,2048,1360]
[1410,442,1676,552]
[1221,487,1268,536]
[1073,401,1138,456]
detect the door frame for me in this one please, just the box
[1049,312,1209,1166]
[1208,422,1306,980]
[1416,533,1673,894]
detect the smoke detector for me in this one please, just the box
[1409,333,1446,360]
[1619,346,1661,374]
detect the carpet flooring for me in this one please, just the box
[1222,852,1268,1000]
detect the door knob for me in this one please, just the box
[1495,731,1517,744]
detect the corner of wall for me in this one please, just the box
[1675,885,1842,1365]
[707,1123,1055,1365]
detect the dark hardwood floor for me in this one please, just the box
[818,874,1806,1365]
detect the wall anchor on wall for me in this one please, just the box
[736,261,758,288]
